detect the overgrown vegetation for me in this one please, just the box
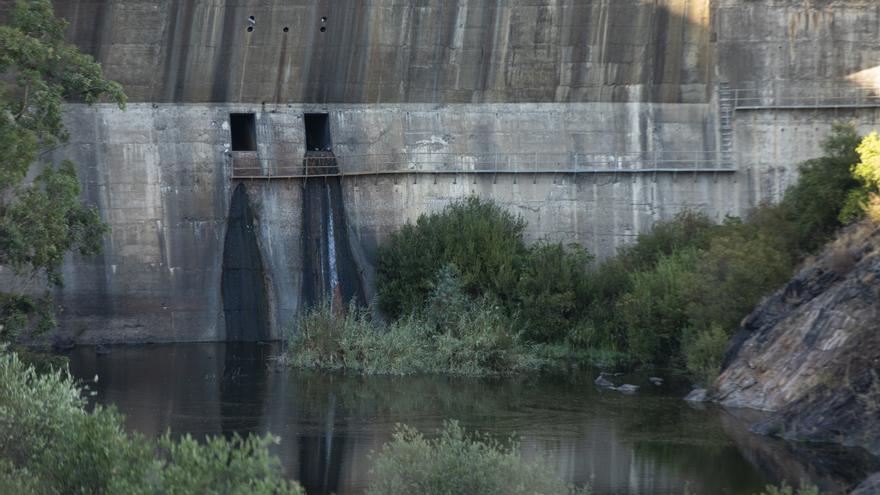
[288,299,543,376]
[376,197,593,343]
[0,349,304,494]
[289,250,631,375]
[841,130,880,223]
[365,193,799,380]
[367,421,588,495]
[293,125,876,384]
[0,0,125,343]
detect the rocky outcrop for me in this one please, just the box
[852,473,880,495]
[714,222,880,456]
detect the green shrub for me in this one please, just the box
[841,131,880,224]
[617,210,714,271]
[618,250,698,366]
[423,264,470,336]
[516,243,592,342]
[685,216,794,333]
[377,196,527,318]
[572,212,714,355]
[781,122,861,251]
[367,421,588,495]
[0,350,304,494]
[572,258,632,351]
[682,325,729,387]
[287,300,540,376]
[156,433,299,495]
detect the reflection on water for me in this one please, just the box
[65,343,877,495]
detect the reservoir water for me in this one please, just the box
[65,343,878,495]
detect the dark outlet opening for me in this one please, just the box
[230,113,257,151]
[304,113,332,152]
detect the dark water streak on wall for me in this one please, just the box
[301,153,366,311]
[222,184,270,342]
[0,0,713,104]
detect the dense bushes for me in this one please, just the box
[377,197,528,318]
[618,250,697,366]
[356,124,874,383]
[0,350,304,494]
[601,124,867,381]
[516,242,592,342]
[287,297,541,376]
[780,122,861,251]
[377,196,593,344]
[367,421,588,495]
[841,130,880,223]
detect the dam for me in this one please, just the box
[4,0,879,343]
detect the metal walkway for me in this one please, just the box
[229,151,736,180]
[724,86,880,111]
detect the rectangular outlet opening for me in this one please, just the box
[230,113,257,151]
[304,113,332,152]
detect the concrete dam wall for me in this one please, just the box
[30,0,711,104]
[3,0,880,342]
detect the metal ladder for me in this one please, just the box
[718,83,735,169]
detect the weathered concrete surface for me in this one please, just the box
[35,102,738,342]
[715,222,880,456]
[343,170,743,265]
[222,184,270,342]
[715,0,880,92]
[0,0,878,342]
[49,104,308,343]
[735,107,880,204]
[0,0,712,104]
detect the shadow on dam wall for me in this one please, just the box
[301,152,366,312]
[222,183,270,342]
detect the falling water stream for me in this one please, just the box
[301,152,365,311]
[325,183,340,303]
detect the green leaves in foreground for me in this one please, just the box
[0,349,303,494]
[368,421,589,495]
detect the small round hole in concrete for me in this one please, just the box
[283,27,289,32]
[247,26,254,32]
[249,15,255,21]
[320,26,326,32]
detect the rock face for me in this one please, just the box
[852,473,880,495]
[714,223,880,456]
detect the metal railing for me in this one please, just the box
[229,151,735,179]
[725,86,880,110]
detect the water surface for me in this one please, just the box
[66,343,877,495]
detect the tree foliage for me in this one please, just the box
[377,197,528,318]
[0,349,304,494]
[0,0,124,341]
[780,122,861,250]
[376,196,597,343]
[367,421,588,495]
[841,131,880,223]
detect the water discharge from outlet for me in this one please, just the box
[301,152,365,313]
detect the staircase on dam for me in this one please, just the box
[718,83,735,169]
